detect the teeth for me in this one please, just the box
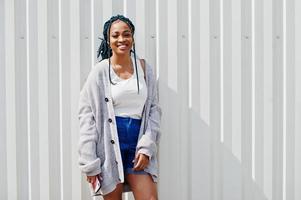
[118,45,127,49]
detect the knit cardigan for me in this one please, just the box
[78,58,162,195]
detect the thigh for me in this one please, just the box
[126,174,158,200]
[103,183,123,200]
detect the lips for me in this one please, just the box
[117,44,128,50]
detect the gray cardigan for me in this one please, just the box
[78,58,162,195]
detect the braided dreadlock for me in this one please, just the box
[97,15,140,93]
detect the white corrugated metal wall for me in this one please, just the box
[1,0,301,200]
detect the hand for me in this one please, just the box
[86,174,101,185]
[133,153,150,171]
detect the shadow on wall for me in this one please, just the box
[81,81,269,200]
[158,83,269,200]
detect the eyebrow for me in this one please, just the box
[111,30,131,34]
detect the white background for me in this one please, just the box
[0,0,301,200]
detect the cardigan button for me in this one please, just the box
[110,140,115,144]
[104,97,109,102]
[108,118,113,123]
[90,121,94,125]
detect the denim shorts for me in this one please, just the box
[115,116,148,175]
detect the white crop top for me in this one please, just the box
[110,56,148,119]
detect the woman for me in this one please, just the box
[78,15,161,200]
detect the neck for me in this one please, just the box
[110,53,132,66]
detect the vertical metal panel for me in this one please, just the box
[5,1,18,200]
[112,0,123,15]
[199,0,210,126]
[190,0,200,113]
[47,0,61,199]
[14,0,30,199]
[79,0,92,199]
[156,0,170,199]
[263,0,273,199]
[0,0,8,199]
[189,0,202,198]
[5,0,17,197]
[223,0,243,195]
[135,0,145,60]
[231,0,243,192]
[60,0,72,199]
[254,0,264,195]
[286,0,295,199]
[144,0,156,66]
[93,0,103,63]
[160,1,181,199]
[70,0,82,199]
[232,0,242,161]
[27,0,40,199]
[178,0,190,199]
[262,0,276,198]
[294,0,301,199]
[209,0,222,199]
[167,0,178,91]
[223,0,232,149]
[2,1,301,200]
[102,0,112,22]
[190,0,211,199]
[125,0,136,25]
[37,0,50,199]
[168,1,181,199]
[272,0,284,199]
[80,0,92,87]
[223,2,243,199]
[241,0,253,199]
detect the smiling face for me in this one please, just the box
[109,20,134,57]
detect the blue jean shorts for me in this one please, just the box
[115,116,148,175]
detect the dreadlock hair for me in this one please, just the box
[97,14,140,94]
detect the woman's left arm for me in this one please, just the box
[136,66,162,160]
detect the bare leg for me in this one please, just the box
[126,174,158,200]
[103,183,123,200]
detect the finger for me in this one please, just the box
[133,153,140,165]
[135,158,148,171]
[133,156,143,170]
[88,176,96,184]
[140,164,146,170]
[134,153,139,163]
[134,165,142,171]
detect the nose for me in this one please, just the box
[118,36,126,42]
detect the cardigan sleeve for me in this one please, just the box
[78,69,101,176]
[137,64,162,160]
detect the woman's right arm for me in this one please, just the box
[78,69,102,177]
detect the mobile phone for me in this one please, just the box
[91,174,102,194]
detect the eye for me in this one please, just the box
[123,32,132,37]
